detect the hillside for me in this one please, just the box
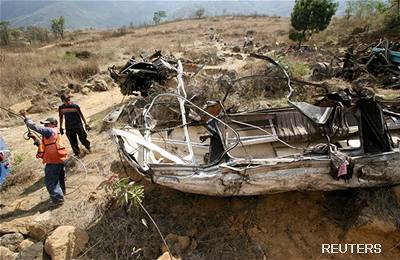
[0,0,347,29]
[0,15,399,260]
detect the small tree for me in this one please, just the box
[344,1,355,22]
[195,7,205,19]
[384,0,400,28]
[290,0,338,47]
[344,0,396,29]
[25,26,50,43]
[58,16,65,38]
[51,16,65,38]
[153,11,167,25]
[0,21,11,45]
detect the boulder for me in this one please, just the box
[0,215,34,235]
[44,226,89,260]
[28,95,51,113]
[27,223,47,241]
[93,79,108,92]
[232,46,241,52]
[18,239,35,251]
[16,242,43,260]
[0,233,24,251]
[27,211,55,240]
[80,87,90,95]
[9,100,32,113]
[0,246,17,260]
[67,83,82,93]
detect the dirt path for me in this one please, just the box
[0,87,123,227]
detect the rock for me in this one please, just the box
[27,211,55,241]
[39,81,48,87]
[9,100,32,113]
[0,215,34,235]
[57,88,71,97]
[233,54,243,60]
[0,233,24,251]
[39,78,49,88]
[110,82,118,88]
[81,87,90,95]
[162,234,191,255]
[83,83,94,89]
[28,95,51,113]
[232,46,241,52]
[93,79,108,91]
[156,251,180,260]
[16,242,43,260]
[73,84,82,93]
[0,246,17,260]
[44,226,89,260]
[66,83,81,93]
[27,223,47,241]
[18,239,35,251]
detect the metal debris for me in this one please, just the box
[311,39,400,88]
[109,51,178,96]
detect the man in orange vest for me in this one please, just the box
[20,111,68,205]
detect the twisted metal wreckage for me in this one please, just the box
[106,52,400,196]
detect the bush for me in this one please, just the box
[25,26,50,43]
[0,21,11,45]
[112,26,127,37]
[195,7,205,19]
[290,0,338,47]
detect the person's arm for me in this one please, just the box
[59,107,64,134]
[24,118,53,138]
[77,105,89,128]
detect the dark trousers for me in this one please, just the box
[44,163,65,202]
[66,127,90,156]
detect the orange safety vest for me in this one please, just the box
[36,128,68,164]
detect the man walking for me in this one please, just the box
[21,111,67,205]
[58,94,91,157]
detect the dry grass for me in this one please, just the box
[0,16,291,108]
[0,47,100,106]
[2,15,393,109]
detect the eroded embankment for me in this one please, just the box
[86,162,400,259]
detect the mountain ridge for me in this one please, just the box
[1,0,346,29]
